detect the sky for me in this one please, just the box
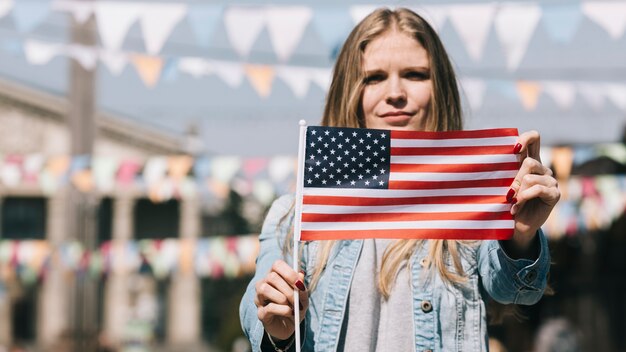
[1,0,625,156]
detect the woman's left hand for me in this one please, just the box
[508,130,561,250]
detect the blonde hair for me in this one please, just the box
[297,8,466,298]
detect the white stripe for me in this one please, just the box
[391,154,518,164]
[390,136,517,147]
[301,220,514,230]
[303,187,510,197]
[389,170,517,181]
[303,203,510,214]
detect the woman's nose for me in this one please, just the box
[385,77,406,104]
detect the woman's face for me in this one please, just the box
[361,29,432,131]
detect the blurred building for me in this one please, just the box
[0,77,208,350]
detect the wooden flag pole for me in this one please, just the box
[292,119,308,352]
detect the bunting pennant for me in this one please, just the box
[447,3,496,61]
[139,3,187,55]
[24,40,61,65]
[0,0,14,19]
[187,4,222,48]
[95,2,143,52]
[605,83,626,112]
[53,0,94,24]
[415,5,448,32]
[130,54,164,88]
[494,3,542,70]
[349,5,378,25]
[541,4,582,43]
[99,50,128,75]
[244,64,275,98]
[266,6,313,62]
[581,2,626,39]
[223,6,265,58]
[312,7,352,58]
[12,0,50,32]
[460,77,487,111]
[276,66,311,98]
[516,81,543,111]
[543,81,576,110]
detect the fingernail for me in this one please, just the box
[506,188,515,202]
[295,280,306,291]
[511,197,517,205]
[299,269,306,276]
[513,143,522,154]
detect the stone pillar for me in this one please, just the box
[167,197,201,345]
[38,191,69,345]
[103,196,134,344]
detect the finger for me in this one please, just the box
[511,184,561,215]
[257,303,294,322]
[297,271,309,314]
[255,279,289,307]
[516,130,541,162]
[510,158,551,192]
[265,271,296,305]
[272,260,306,293]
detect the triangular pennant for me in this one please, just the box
[276,66,311,98]
[494,3,542,70]
[187,4,222,47]
[310,67,331,92]
[99,50,128,75]
[577,82,606,110]
[223,6,266,57]
[605,83,626,111]
[490,79,518,100]
[582,2,626,39]
[53,0,94,24]
[211,157,242,183]
[541,4,582,43]
[168,155,193,181]
[516,81,542,111]
[447,3,496,61]
[244,64,275,98]
[460,77,486,111]
[92,156,118,193]
[243,158,268,178]
[12,0,49,32]
[95,2,143,51]
[212,60,245,88]
[67,44,98,70]
[312,7,352,58]
[24,39,60,65]
[178,57,213,78]
[117,159,141,185]
[542,81,575,110]
[143,156,168,185]
[139,3,187,55]
[0,0,14,19]
[268,156,294,183]
[72,170,93,192]
[130,54,164,88]
[161,58,179,82]
[349,5,377,24]
[266,6,313,62]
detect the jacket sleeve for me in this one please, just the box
[239,194,295,352]
[477,229,551,305]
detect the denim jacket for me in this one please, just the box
[240,194,550,352]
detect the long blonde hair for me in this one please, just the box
[301,8,466,298]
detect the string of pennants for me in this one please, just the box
[0,1,625,106]
[0,235,259,285]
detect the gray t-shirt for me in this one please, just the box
[338,239,415,352]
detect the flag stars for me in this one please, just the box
[380,169,386,174]
[310,155,315,160]
[345,137,350,143]
[366,145,371,150]
[323,155,329,160]
[329,174,334,179]
[324,130,330,135]
[365,180,370,186]
[311,130,317,135]
[310,142,315,147]
[316,161,321,166]
[358,174,363,179]
[373,151,379,157]
[344,150,350,155]
[365,169,371,174]
[358,151,364,156]
[318,136,323,141]
[307,179,312,184]
[337,156,343,161]
[352,132,357,137]
[381,146,386,150]
[322,179,327,184]
[322,167,327,173]
[381,133,386,138]
[366,132,371,138]
[331,137,336,142]
[336,180,342,185]
[330,149,336,155]
[324,143,329,148]
[379,180,384,186]
[329,162,335,167]
[338,131,344,136]
[365,157,371,162]
[359,138,364,144]
[373,175,378,180]
[373,139,378,144]
[314,173,320,178]
[308,167,313,172]
[352,144,357,150]
[344,174,349,179]
[317,148,322,154]
[337,143,343,149]
[350,180,356,186]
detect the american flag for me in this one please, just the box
[298,126,520,241]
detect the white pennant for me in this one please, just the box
[266,6,313,62]
[99,50,128,75]
[448,4,496,61]
[212,60,245,88]
[542,81,576,110]
[577,82,606,110]
[0,0,14,19]
[582,2,626,39]
[349,5,378,24]
[276,66,311,98]
[460,77,487,111]
[494,3,542,70]
[95,2,144,51]
[224,7,266,57]
[178,57,214,78]
[310,68,331,92]
[53,1,94,23]
[67,44,97,70]
[24,39,61,65]
[139,3,187,55]
[605,83,626,111]
[415,5,448,32]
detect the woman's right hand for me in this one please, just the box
[254,259,309,341]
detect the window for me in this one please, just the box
[1,197,46,240]
[133,199,179,239]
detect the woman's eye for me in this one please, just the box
[406,71,429,80]
[364,74,384,84]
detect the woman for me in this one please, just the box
[240,7,559,352]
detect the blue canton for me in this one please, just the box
[303,126,391,189]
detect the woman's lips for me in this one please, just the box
[379,111,413,124]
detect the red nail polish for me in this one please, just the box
[511,197,517,205]
[295,280,306,291]
[299,269,306,276]
[513,143,522,154]
[506,188,515,202]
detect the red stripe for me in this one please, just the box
[390,162,519,173]
[302,211,512,222]
[303,194,507,206]
[391,145,515,156]
[389,178,513,189]
[390,128,519,140]
[300,228,514,240]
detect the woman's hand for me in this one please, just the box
[507,130,560,251]
[254,260,309,341]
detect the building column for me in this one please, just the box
[103,196,135,345]
[167,197,201,345]
[38,190,69,346]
